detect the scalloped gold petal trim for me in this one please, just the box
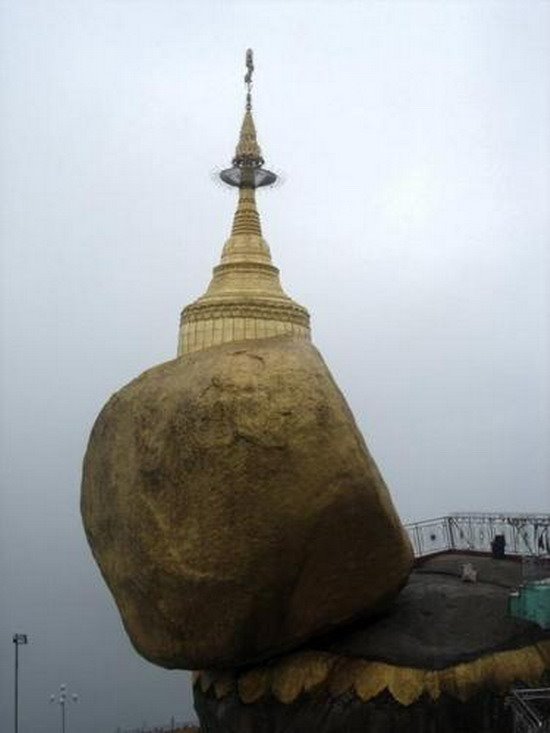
[194,640,550,707]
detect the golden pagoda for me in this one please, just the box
[177,49,310,355]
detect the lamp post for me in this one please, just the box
[50,684,78,733]
[12,633,28,733]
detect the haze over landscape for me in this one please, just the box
[1,1,549,731]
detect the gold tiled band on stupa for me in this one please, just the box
[178,51,310,356]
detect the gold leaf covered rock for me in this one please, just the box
[82,337,413,669]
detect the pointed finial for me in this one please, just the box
[233,48,262,170]
[244,49,254,111]
[219,50,277,189]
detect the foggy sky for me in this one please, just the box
[1,1,549,731]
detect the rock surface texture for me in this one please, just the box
[81,336,413,669]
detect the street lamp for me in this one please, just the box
[49,684,79,733]
[12,633,28,733]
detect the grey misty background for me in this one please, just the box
[0,0,548,731]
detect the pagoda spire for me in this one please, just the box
[178,51,310,356]
[220,49,276,190]
[224,50,271,239]
[231,187,262,237]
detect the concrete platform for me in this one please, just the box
[311,553,547,669]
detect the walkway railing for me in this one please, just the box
[405,513,550,559]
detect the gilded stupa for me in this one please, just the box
[178,50,310,355]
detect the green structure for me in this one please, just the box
[510,581,550,631]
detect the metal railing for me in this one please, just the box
[507,688,550,731]
[405,513,550,559]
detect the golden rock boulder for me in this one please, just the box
[81,337,413,670]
